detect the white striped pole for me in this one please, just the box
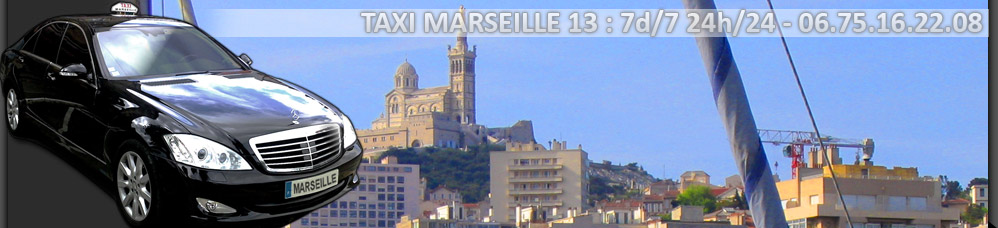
[682,0,790,227]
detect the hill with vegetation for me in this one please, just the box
[377,144,503,203]
[587,161,659,203]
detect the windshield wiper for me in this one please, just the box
[174,70,210,76]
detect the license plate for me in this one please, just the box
[284,169,338,199]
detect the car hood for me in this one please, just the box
[134,72,344,140]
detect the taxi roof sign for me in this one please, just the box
[111,2,139,16]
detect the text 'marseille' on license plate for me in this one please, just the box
[285,169,338,199]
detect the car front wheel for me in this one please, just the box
[113,140,169,227]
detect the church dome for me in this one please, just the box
[396,60,417,76]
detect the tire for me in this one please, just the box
[112,140,170,227]
[4,86,25,136]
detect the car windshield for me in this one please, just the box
[96,25,242,77]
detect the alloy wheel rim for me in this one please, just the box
[6,90,17,130]
[116,151,152,222]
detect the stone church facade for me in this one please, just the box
[357,20,535,152]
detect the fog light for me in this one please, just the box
[351,174,359,184]
[196,197,237,214]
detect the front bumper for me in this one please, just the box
[152,142,364,226]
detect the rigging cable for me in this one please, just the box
[763,1,856,227]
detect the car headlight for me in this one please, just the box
[163,134,252,170]
[341,115,358,147]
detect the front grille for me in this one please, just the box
[249,124,342,172]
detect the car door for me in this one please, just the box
[16,22,67,129]
[52,23,105,158]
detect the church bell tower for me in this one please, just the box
[449,5,477,124]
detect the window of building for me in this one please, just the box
[909,197,927,211]
[398,176,405,183]
[378,194,385,201]
[788,219,806,228]
[842,195,875,210]
[373,138,377,142]
[387,176,396,183]
[888,196,908,211]
[398,194,405,201]
[378,176,385,183]
[810,194,820,205]
[398,203,405,210]
[403,167,413,172]
[981,188,987,197]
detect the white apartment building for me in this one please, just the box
[292,157,420,228]
[489,139,589,223]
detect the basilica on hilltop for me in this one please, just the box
[357,10,535,153]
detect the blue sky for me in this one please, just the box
[152,0,987,184]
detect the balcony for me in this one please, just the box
[509,176,563,183]
[509,188,563,195]
[509,165,563,171]
[508,201,563,207]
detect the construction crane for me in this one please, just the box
[757,129,874,179]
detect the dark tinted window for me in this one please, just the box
[56,26,92,68]
[96,25,242,77]
[32,23,67,62]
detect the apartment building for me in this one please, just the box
[293,157,420,228]
[489,139,589,223]
[776,164,961,228]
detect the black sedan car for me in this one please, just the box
[2,15,362,227]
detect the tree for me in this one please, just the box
[962,204,988,226]
[676,186,717,213]
[716,191,748,210]
[969,178,989,187]
[943,180,963,200]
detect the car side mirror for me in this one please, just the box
[239,53,253,66]
[58,63,87,77]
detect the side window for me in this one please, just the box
[56,26,92,68]
[31,23,67,62]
